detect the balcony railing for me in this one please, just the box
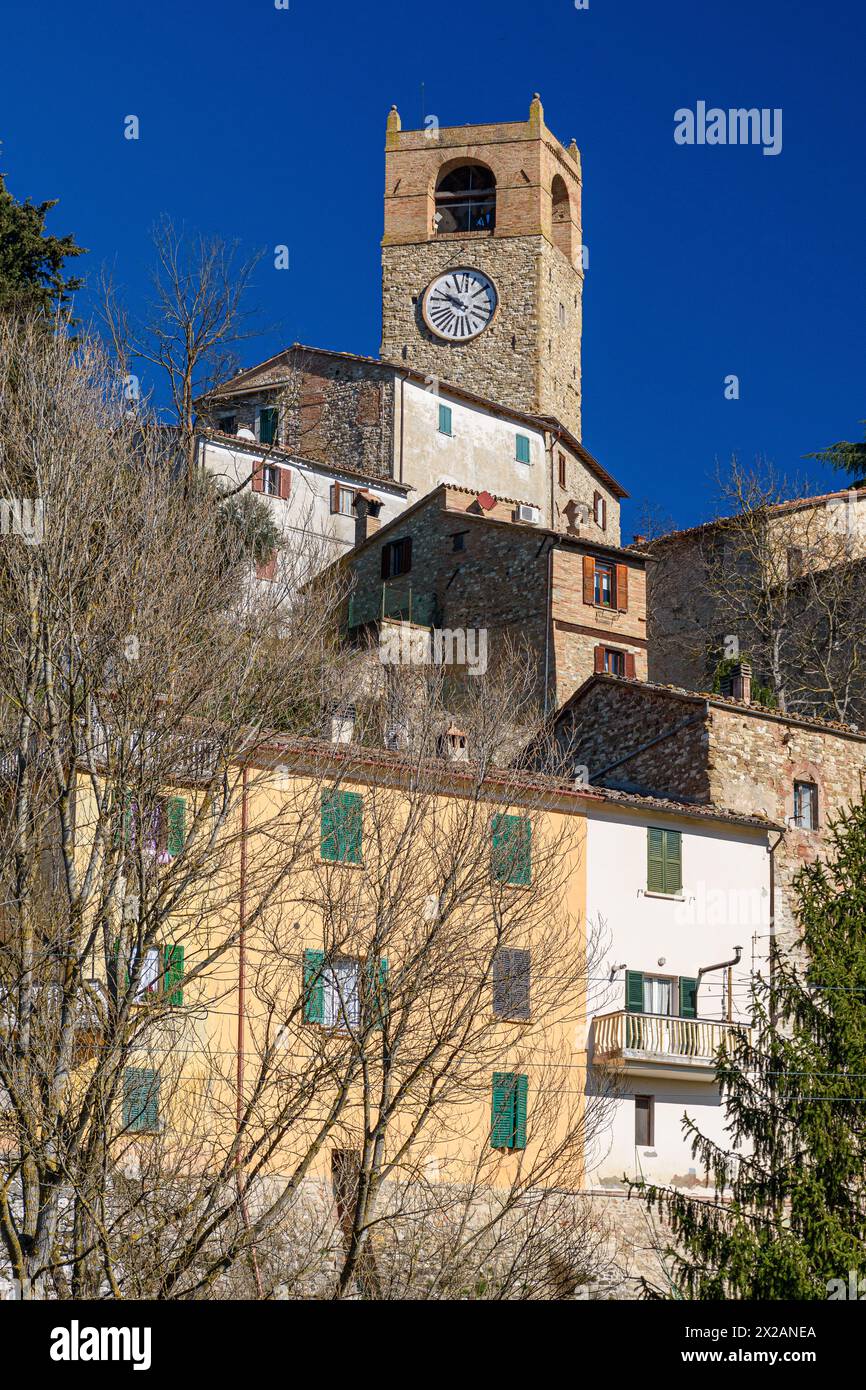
[593,1009,750,1067]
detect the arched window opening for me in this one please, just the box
[435,164,496,234]
[551,174,572,258]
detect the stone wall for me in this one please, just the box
[201,349,397,482]
[557,675,866,948]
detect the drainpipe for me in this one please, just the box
[543,538,554,719]
[697,945,743,1019]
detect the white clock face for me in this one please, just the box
[422,268,498,342]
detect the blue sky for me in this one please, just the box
[2,0,864,537]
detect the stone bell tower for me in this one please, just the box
[380,94,584,438]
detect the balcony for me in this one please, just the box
[592,1009,750,1080]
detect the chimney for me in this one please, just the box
[721,660,752,704]
[353,490,382,545]
[328,704,356,745]
[438,721,468,763]
[632,533,648,547]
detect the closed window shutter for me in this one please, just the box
[340,791,363,863]
[647,828,666,893]
[331,483,340,513]
[278,466,292,500]
[616,563,629,611]
[259,407,277,444]
[664,830,682,893]
[491,1072,515,1149]
[625,652,637,679]
[594,644,605,674]
[252,461,264,494]
[164,944,184,1006]
[582,555,595,604]
[321,791,339,861]
[493,948,531,1019]
[679,975,698,1019]
[303,949,325,1024]
[514,1074,528,1150]
[124,1068,159,1132]
[626,970,644,1013]
[166,797,186,856]
[492,814,531,885]
[515,434,530,463]
[438,403,452,434]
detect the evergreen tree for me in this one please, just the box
[637,798,866,1298]
[0,169,85,318]
[808,424,866,484]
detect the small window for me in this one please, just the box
[515,433,531,464]
[603,648,625,676]
[381,537,412,579]
[258,406,279,445]
[626,971,696,1019]
[323,958,361,1031]
[330,483,357,516]
[438,403,453,436]
[490,1072,528,1150]
[787,545,804,580]
[217,414,236,436]
[558,302,566,326]
[491,814,531,886]
[635,1095,654,1147]
[647,827,682,895]
[593,492,607,530]
[320,789,363,864]
[558,453,567,489]
[262,463,279,496]
[132,946,161,1000]
[794,780,819,831]
[492,948,530,1020]
[451,531,467,553]
[123,1068,160,1133]
[594,560,615,608]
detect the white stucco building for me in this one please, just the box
[583,792,776,1193]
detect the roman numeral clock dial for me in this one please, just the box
[422,268,498,342]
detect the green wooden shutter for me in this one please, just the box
[664,830,682,894]
[321,791,338,861]
[164,944,184,1006]
[123,1068,159,1132]
[438,403,452,435]
[166,797,186,857]
[514,1074,528,1150]
[321,791,363,864]
[340,792,363,864]
[515,433,530,463]
[259,406,278,444]
[491,1072,515,1149]
[647,828,666,893]
[492,814,531,886]
[303,949,325,1024]
[626,970,644,1013]
[679,976,698,1019]
[366,956,389,1029]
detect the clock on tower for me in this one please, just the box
[380,94,584,439]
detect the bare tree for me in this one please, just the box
[99,218,265,483]
[648,458,866,722]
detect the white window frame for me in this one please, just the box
[323,958,361,1030]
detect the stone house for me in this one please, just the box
[552,666,866,951]
[327,482,648,712]
[647,484,866,721]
